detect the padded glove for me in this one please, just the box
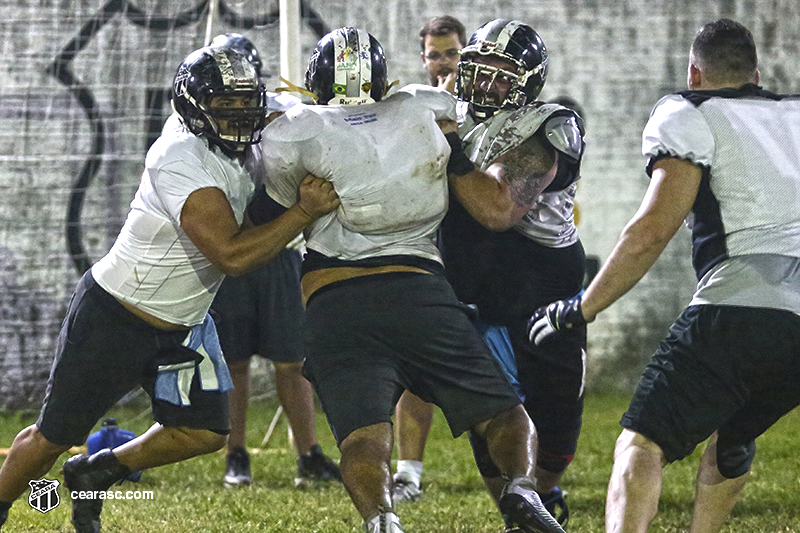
[527,296,585,345]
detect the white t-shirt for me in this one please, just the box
[261,84,456,263]
[92,124,255,326]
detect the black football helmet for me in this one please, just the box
[172,46,267,152]
[305,27,387,105]
[457,19,549,119]
[209,33,264,79]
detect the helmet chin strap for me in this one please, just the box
[470,104,497,122]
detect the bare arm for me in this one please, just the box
[580,158,702,321]
[485,134,559,212]
[180,175,339,276]
[442,120,558,230]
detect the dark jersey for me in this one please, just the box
[441,103,586,324]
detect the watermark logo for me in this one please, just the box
[28,478,60,514]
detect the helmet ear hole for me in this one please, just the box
[305,27,387,106]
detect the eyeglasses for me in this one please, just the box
[423,49,461,61]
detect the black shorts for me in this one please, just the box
[211,248,304,363]
[303,272,522,445]
[36,271,229,446]
[621,304,800,463]
[507,319,586,465]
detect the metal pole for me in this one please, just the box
[204,0,220,46]
[279,0,302,85]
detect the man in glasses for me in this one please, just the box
[419,15,466,93]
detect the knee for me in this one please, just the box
[716,439,755,479]
[536,449,573,474]
[614,429,665,466]
[501,404,534,427]
[339,423,393,460]
[273,361,304,380]
[478,405,534,439]
[20,425,72,458]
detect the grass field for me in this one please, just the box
[1,391,799,532]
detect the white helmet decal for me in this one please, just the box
[331,28,375,105]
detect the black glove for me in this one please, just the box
[527,296,586,345]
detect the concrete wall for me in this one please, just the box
[1,0,798,408]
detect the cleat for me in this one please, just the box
[63,450,131,533]
[499,478,565,533]
[294,444,342,488]
[391,473,422,505]
[223,448,252,487]
[363,511,404,533]
[540,487,569,528]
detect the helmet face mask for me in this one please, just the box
[173,47,267,152]
[457,19,549,119]
[458,58,525,113]
[305,27,387,106]
[198,92,266,146]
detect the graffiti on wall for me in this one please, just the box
[45,0,329,274]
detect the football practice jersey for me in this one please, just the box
[458,101,583,248]
[643,84,800,312]
[92,122,255,326]
[262,84,455,264]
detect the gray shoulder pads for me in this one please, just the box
[544,115,584,160]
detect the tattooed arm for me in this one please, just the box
[488,133,558,207]
[448,131,558,231]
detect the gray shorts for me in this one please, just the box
[621,304,800,462]
[303,272,521,445]
[37,271,229,446]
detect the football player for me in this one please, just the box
[0,45,338,533]
[393,20,587,530]
[257,26,566,533]
[529,18,800,532]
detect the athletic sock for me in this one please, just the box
[0,500,12,527]
[395,460,423,487]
